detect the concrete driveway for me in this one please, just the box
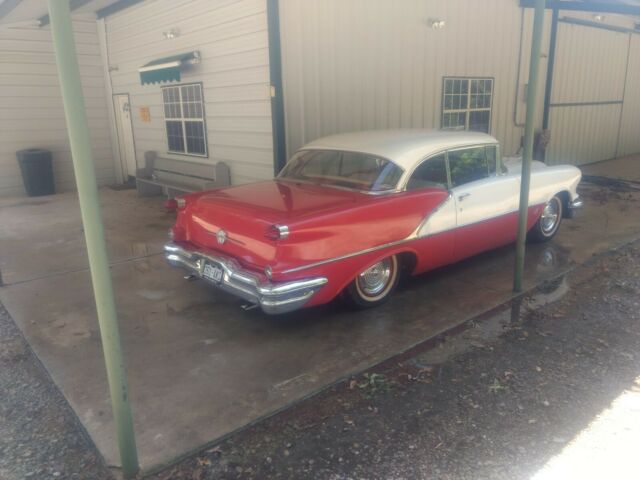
[1,161,639,472]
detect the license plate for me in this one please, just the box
[203,262,223,283]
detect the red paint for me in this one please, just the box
[171,180,550,309]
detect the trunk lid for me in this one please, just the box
[182,180,365,269]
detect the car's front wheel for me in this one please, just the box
[343,255,400,308]
[528,194,563,243]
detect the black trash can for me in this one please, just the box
[16,149,55,196]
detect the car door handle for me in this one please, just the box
[458,193,471,201]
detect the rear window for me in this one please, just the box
[279,150,403,192]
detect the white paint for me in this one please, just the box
[452,174,520,228]
[302,129,496,173]
[279,0,552,160]
[112,94,137,177]
[280,1,640,167]
[417,195,456,237]
[546,22,631,166]
[102,0,274,185]
[96,17,124,184]
[421,164,579,237]
[0,15,115,196]
[618,34,640,157]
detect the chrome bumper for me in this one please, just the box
[164,242,327,314]
[566,196,584,219]
[570,196,584,209]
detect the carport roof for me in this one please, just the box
[519,0,640,16]
[2,0,640,27]
[0,0,143,26]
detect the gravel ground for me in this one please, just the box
[0,303,112,480]
[2,240,639,480]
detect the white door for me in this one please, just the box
[113,94,137,179]
[448,145,520,259]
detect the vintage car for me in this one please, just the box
[165,130,582,314]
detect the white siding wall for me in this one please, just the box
[545,22,630,165]
[0,15,115,197]
[104,0,274,185]
[618,34,640,157]
[279,0,553,158]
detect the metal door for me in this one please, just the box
[546,21,630,166]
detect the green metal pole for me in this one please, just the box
[47,1,139,476]
[514,0,546,293]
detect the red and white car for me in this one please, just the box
[165,130,582,314]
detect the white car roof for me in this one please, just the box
[302,129,498,171]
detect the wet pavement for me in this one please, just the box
[152,238,640,480]
[1,166,640,473]
[581,154,640,184]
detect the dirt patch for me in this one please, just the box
[0,304,112,480]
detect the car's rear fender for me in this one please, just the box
[269,188,449,276]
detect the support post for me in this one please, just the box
[47,1,139,477]
[514,0,546,293]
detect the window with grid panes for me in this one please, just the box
[441,78,493,134]
[161,83,207,156]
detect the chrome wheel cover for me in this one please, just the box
[357,258,394,298]
[540,197,561,235]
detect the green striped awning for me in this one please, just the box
[138,51,201,85]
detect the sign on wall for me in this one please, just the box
[139,106,151,123]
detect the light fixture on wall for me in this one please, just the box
[428,18,446,29]
[163,28,180,39]
[593,14,606,22]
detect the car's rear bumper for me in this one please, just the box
[164,242,328,314]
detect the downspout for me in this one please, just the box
[513,8,526,128]
[514,0,546,293]
[97,17,124,184]
[542,8,559,131]
[267,0,287,175]
[46,1,139,477]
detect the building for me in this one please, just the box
[1,0,639,197]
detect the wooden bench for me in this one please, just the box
[136,151,231,198]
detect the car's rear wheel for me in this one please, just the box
[528,194,563,243]
[344,255,400,308]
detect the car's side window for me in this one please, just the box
[448,146,490,187]
[407,154,448,190]
[486,145,497,175]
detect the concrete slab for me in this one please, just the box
[581,154,640,183]
[0,189,172,285]
[1,180,639,472]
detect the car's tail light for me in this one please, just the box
[265,224,290,240]
[165,197,187,211]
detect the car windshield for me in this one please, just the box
[279,150,403,192]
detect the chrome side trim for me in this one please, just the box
[281,237,417,274]
[282,193,456,275]
[281,201,549,275]
[164,243,327,314]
